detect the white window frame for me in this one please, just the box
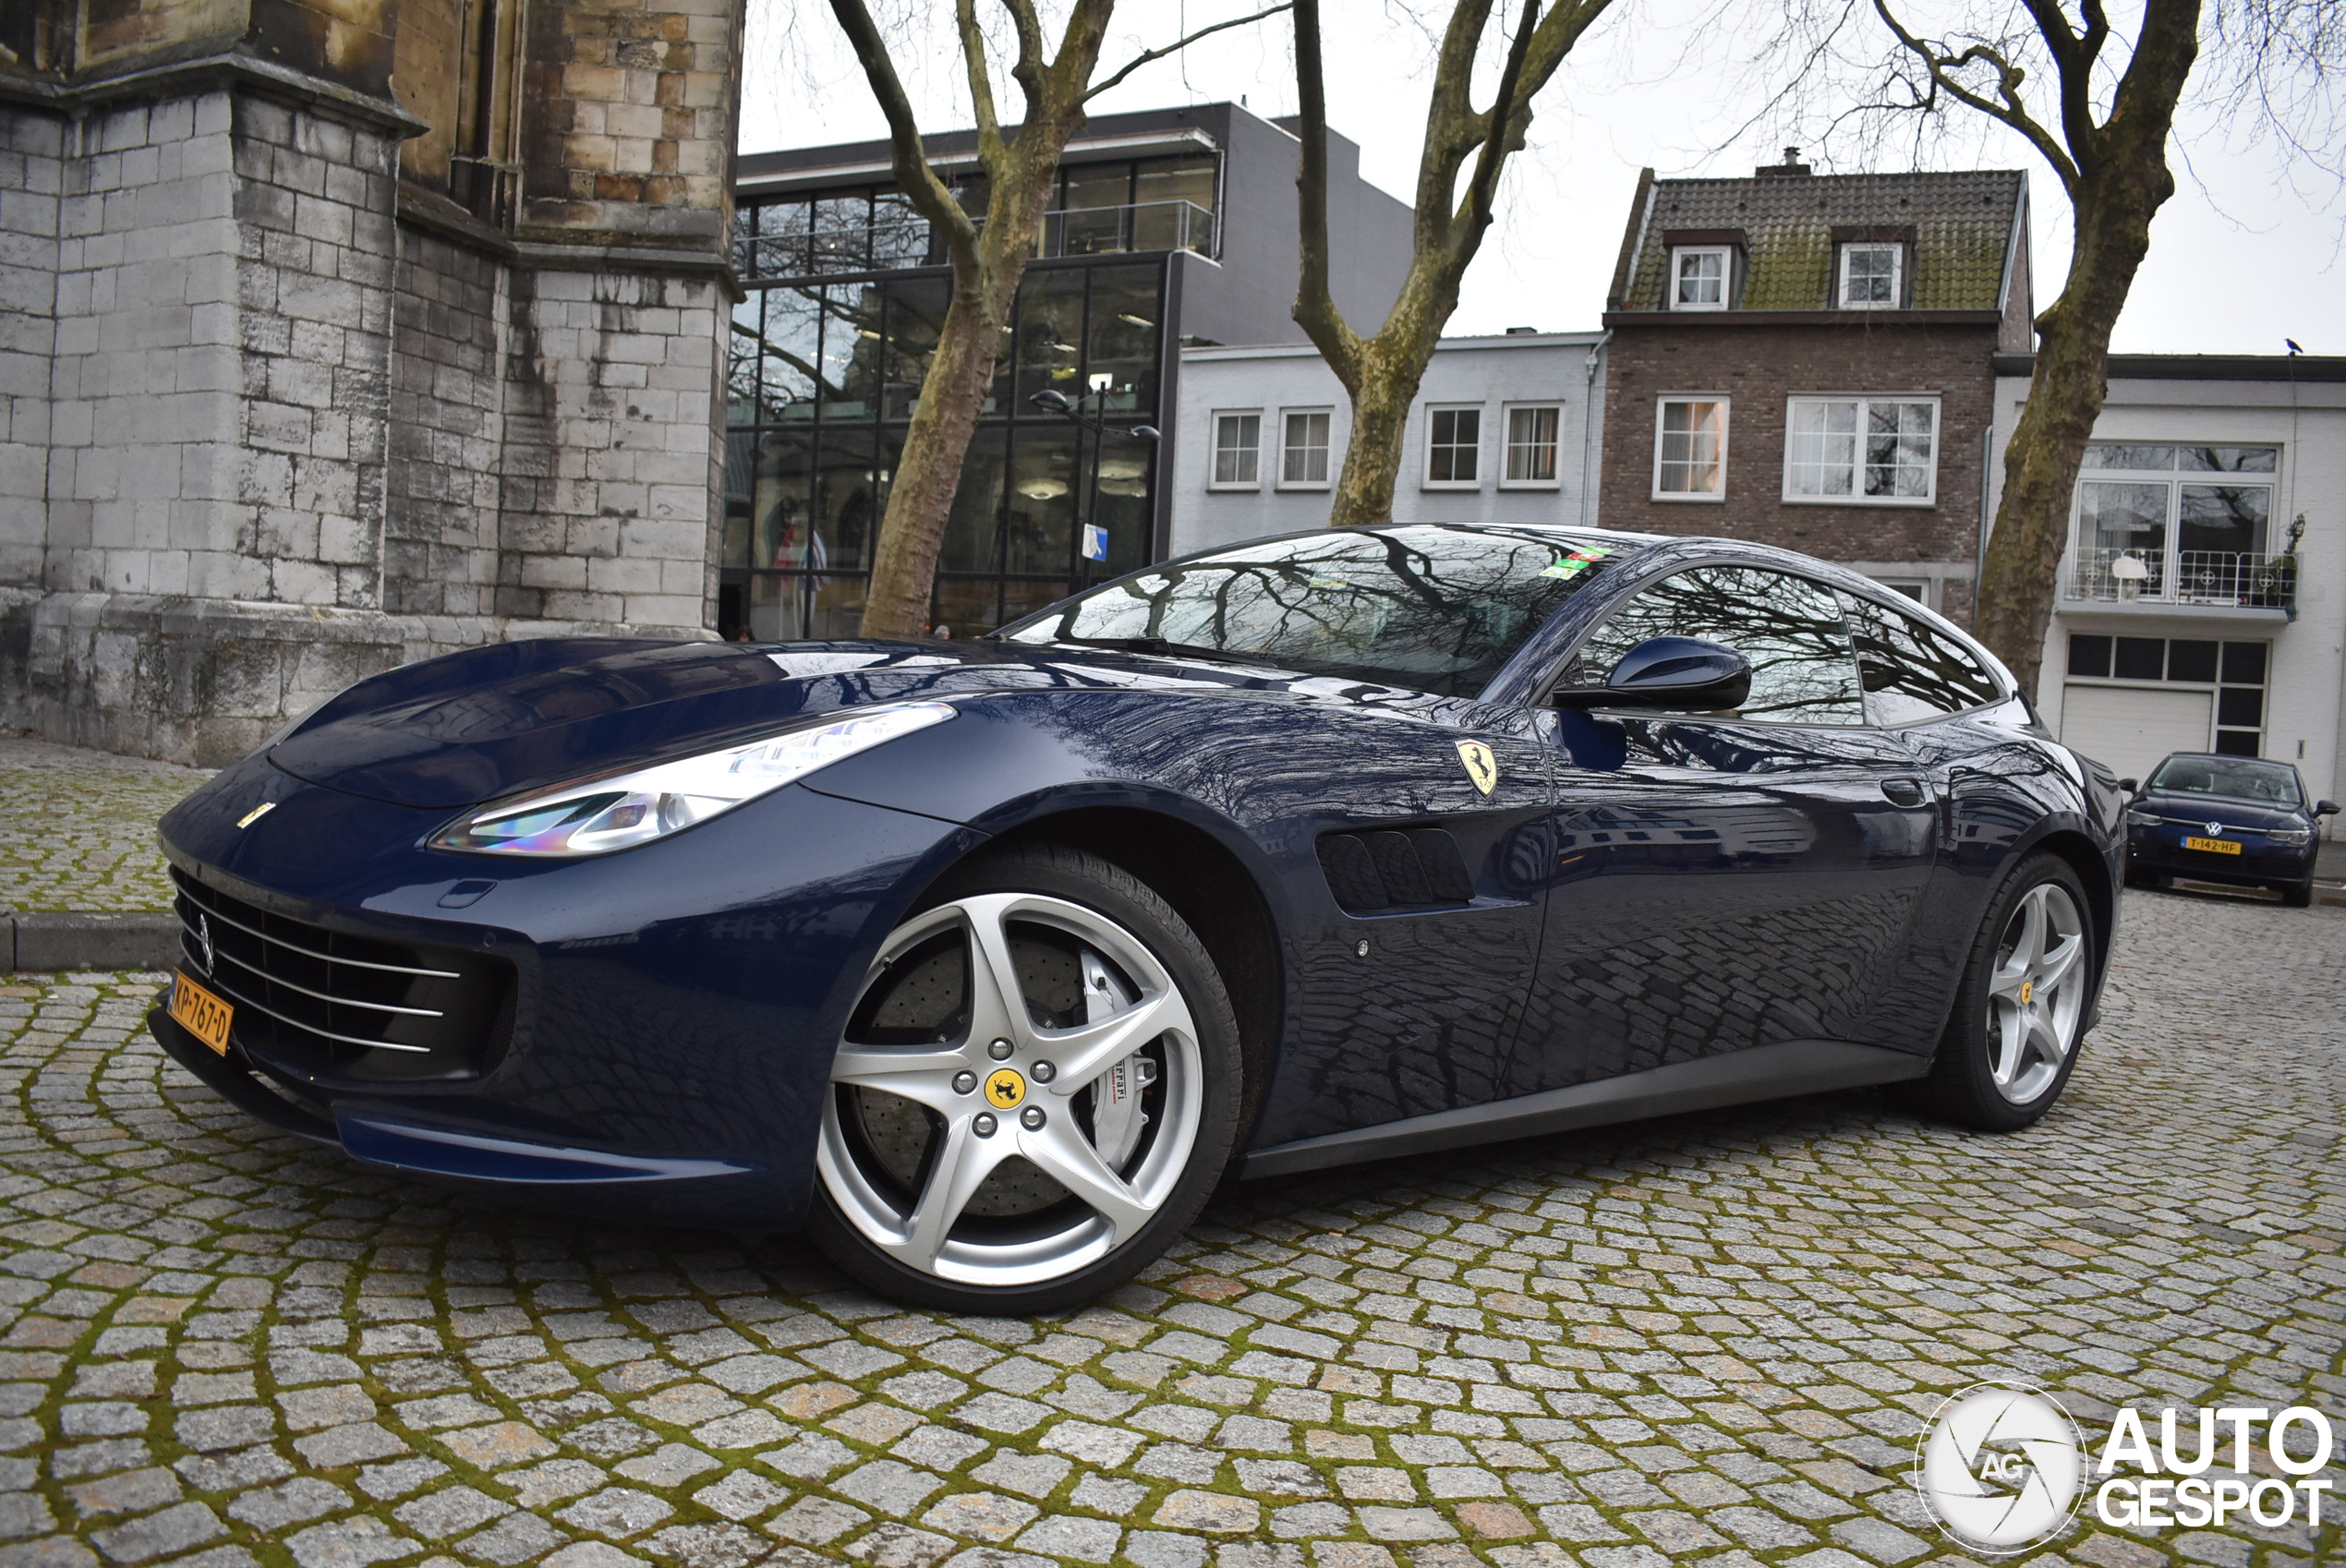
[1500,404,1563,489]
[1276,407,1334,490]
[1651,395,1728,501]
[1781,394,1941,507]
[1869,577,1933,608]
[1209,409,1262,489]
[1838,243,1903,310]
[1422,404,1483,489]
[1669,246,1729,311]
[2064,443,2282,607]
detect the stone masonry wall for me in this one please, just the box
[42,93,242,602]
[385,226,506,617]
[521,0,738,245]
[496,267,723,628]
[0,108,60,589]
[1599,320,1999,626]
[227,93,402,609]
[38,91,403,608]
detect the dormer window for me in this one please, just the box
[1671,247,1729,310]
[1839,243,1903,308]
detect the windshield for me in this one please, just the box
[2147,755,2303,806]
[996,526,1628,696]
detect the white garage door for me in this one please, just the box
[2060,683,2212,780]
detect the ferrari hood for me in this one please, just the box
[264,635,1364,810]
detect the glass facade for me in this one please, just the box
[725,154,1208,639]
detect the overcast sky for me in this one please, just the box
[737,3,2343,357]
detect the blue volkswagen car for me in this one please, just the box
[151,525,2122,1311]
[2122,752,2336,905]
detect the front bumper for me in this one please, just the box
[2127,828,2313,887]
[152,764,983,1229]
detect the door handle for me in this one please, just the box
[1881,777,1927,806]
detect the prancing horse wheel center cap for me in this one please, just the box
[983,1068,1026,1109]
[2019,980,2033,1005]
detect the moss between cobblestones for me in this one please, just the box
[0,739,213,913]
[0,890,2340,1568]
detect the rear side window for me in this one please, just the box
[1560,564,1866,725]
[1840,593,2002,723]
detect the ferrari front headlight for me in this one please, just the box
[429,702,955,857]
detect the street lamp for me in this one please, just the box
[1027,390,1160,572]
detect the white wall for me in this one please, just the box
[1987,369,2346,820]
[1169,333,1607,556]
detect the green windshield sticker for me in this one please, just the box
[1541,544,1614,580]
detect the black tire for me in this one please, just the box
[806,843,1243,1315]
[1905,852,2097,1133]
[2280,879,2315,908]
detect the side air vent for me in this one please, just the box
[1316,828,1476,914]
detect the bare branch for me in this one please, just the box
[1289,0,1362,385]
[1873,3,2083,192]
[2018,0,2112,168]
[1000,0,1047,105]
[1413,0,1498,254]
[954,0,1006,164]
[1451,0,1543,263]
[1086,5,1299,102]
[825,0,980,273]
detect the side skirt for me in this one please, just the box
[1240,1040,1930,1180]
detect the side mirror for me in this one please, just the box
[2116,778,2138,794]
[1555,636,1752,712]
[2318,801,2340,816]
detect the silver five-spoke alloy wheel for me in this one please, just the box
[816,892,1203,1288]
[1984,880,2086,1104]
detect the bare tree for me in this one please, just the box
[825,1,1290,639]
[1770,0,2344,694]
[1290,0,1618,528]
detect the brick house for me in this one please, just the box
[1595,151,2035,624]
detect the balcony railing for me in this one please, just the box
[1037,199,1216,259]
[739,199,1218,281]
[2066,547,2295,611]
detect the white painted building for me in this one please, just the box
[1989,354,2346,817]
[1168,332,1608,555]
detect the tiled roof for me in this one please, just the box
[1617,169,2026,312]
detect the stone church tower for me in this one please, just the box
[0,0,746,764]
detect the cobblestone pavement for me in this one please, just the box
[0,889,2337,1568]
[0,740,210,913]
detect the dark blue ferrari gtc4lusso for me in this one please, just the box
[152,525,2124,1311]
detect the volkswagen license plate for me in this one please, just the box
[2183,836,2242,856]
[170,971,234,1055]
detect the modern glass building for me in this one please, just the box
[724,104,1413,639]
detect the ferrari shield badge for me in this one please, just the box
[1456,740,1498,796]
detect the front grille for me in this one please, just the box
[171,869,515,1084]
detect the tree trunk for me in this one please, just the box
[1326,357,1422,527]
[1963,0,2200,697]
[856,156,1060,640]
[1292,0,1597,533]
[1977,180,2180,699]
[860,280,1010,638]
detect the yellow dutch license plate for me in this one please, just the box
[170,971,234,1055]
[2183,836,2243,856]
